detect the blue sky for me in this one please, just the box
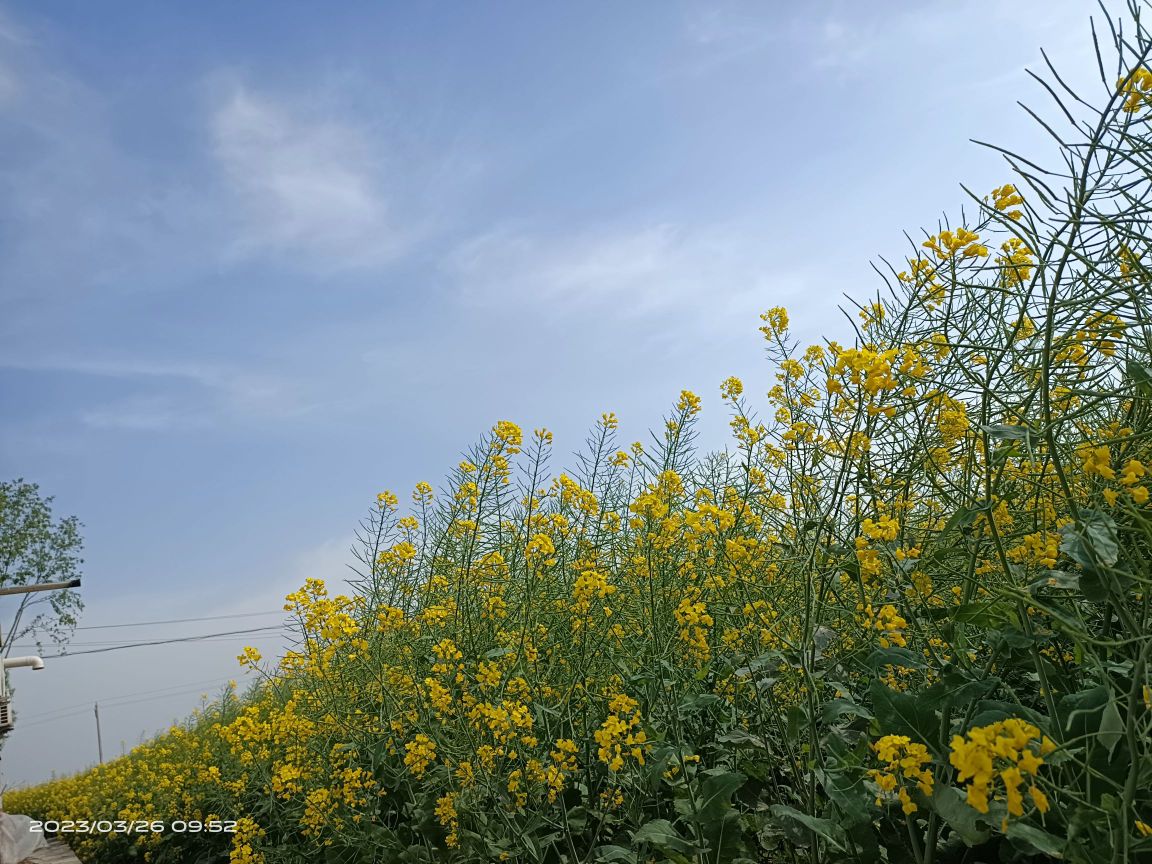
[0,0,1111,785]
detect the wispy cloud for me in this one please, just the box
[808,2,1100,78]
[0,355,312,429]
[80,395,206,432]
[211,83,402,269]
[0,14,20,106]
[0,23,215,304]
[684,1,1102,84]
[445,221,797,322]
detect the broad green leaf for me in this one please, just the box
[928,601,1019,629]
[1035,569,1080,590]
[1097,699,1124,758]
[595,846,637,864]
[870,679,938,743]
[932,785,990,846]
[690,768,747,823]
[1062,511,1121,568]
[1058,686,1110,736]
[768,805,848,853]
[1060,511,1124,601]
[1006,821,1066,858]
[565,806,589,832]
[821,697,874,723]
[1126,358,1152,397]
[981,423,1037,445]
[678,693,723,716]
[965,699,1046,730]
[632,819,695,855]
[943,503,986,535]
[865,646,928,670]
[919,674,1001,712]
[715,729,768,749]
[815,765,873,827]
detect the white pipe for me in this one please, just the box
[3,656,45,670]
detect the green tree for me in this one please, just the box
[0,479,84,655]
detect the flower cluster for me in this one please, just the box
[859,603,908,649]
[949,719,1054,820]
[1119,66,1152,112]
[594,694,648,772]
[868,735,934,814]
[674,591,714,663]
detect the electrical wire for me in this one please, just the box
[25,684,247,726]
[74,611,284,630]
[9,636,284,648]
[37,625,286,657]
[21,675,247,724]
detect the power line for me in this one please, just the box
[39,625,286,657]
[74,611,284,631]
[19,675,246,722]
[26,680,246,725]
[10,636,280,648]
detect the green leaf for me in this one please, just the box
[1006,821,1066,858]
[928,601,1019,629]
[1058,686,1110,736]
[745,649,786,672]
[865,646,928,670]
[595,846,637,864]
[632,819,695,855]
[1038,570,1080,590]
[1070,511,1121,565]
[814,764,873,827]
[821,697,874,723]
[1078,567,1132,604]
[565,805,589,832]
[932,785,990,846]
[522,827,562,863]
[982,423,1037,445]
[715,729,768,749]
[870,679,938,743]
[919,674,1001,712]
[767,805,848,853]
[678,693,723,716]
[965,699,1045,730]
[943,504,985,535]
[690,768,747,823]
[1098,699,1124,758]
[1127,358,1152,398]
[1060,510,1124,600]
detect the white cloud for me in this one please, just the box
[0,355,313,429]
[809,1,1101,77]
[287,534,361,590]
[811,15,880,72]
[0,9,24,105]
[446,221,799,321]
[80,395,205,432]
[211,84,401,268]
[0,61,18,106]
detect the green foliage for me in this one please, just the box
[0,478,84,652]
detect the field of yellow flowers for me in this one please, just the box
[10,8,1152,864]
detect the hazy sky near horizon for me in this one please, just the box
[0,0,1118,786]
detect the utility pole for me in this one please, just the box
[94,702,104,764]
[0,578,82,598]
